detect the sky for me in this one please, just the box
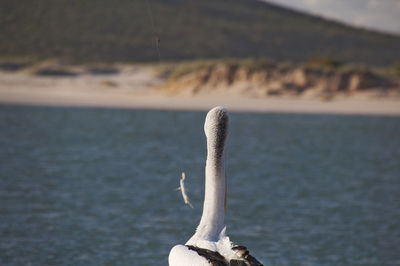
[264,0,400,35]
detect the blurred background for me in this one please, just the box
[1,0,399,63]
[0,1,400,265]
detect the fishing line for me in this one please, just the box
[145,0,161,61]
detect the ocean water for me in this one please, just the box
[0,105,399,266]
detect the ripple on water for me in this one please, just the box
[0,106,399,265]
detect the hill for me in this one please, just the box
[1,0,400,65]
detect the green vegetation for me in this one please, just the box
[166,58,274,79]
[164,58,400,84]
[305,57,343,70]
[392,63,400,76]
[167,60,219,79]
[1,0,399,65]
[301,57,369,74]
[165,58,272,79]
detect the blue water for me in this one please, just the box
[0,105,399,266]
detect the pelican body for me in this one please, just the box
[169,107,263,266]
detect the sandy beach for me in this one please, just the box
[1,68,399,116]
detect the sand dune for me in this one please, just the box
[0,67,399,116]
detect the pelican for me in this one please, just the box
[169,107,263,266]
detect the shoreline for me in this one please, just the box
[1,90,400,116]
[0,71,399,116]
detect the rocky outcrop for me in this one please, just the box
[161,63,399,98]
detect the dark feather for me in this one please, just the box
[185,245,264,266]
[186,245,229,266]
[231,245,264,266]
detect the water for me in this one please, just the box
[0,105,399,266]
